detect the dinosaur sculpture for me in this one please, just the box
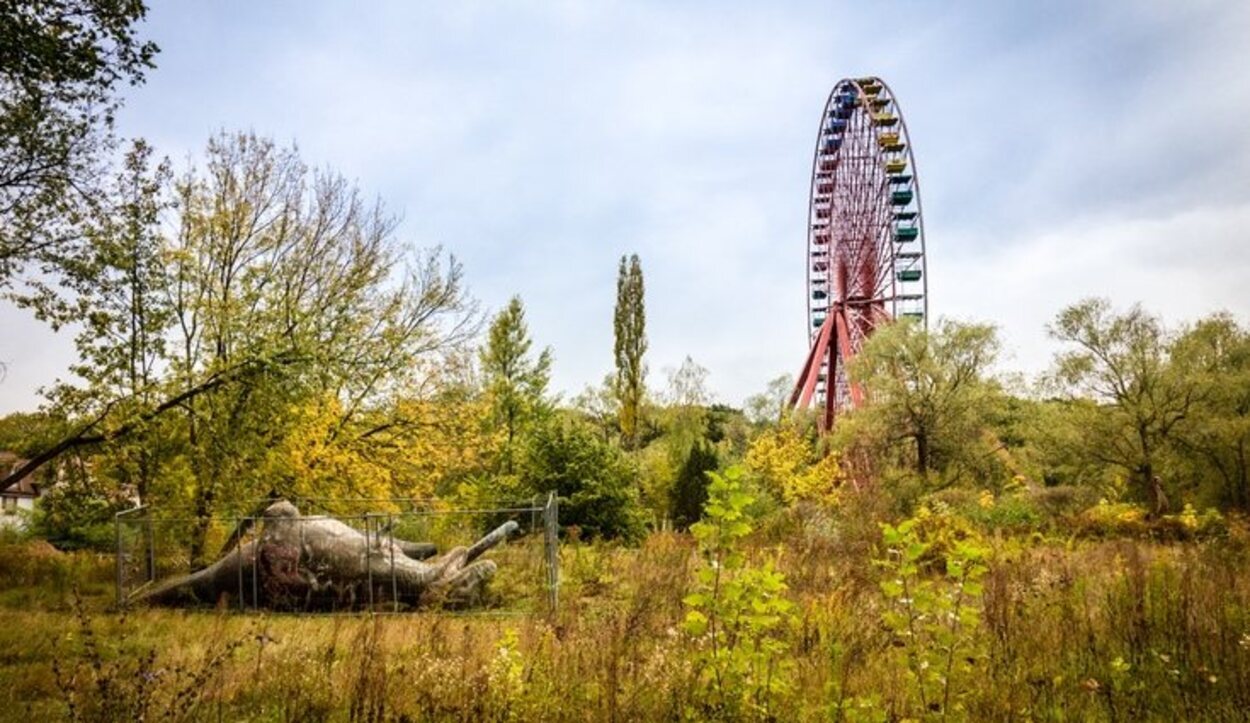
[139,500,517,610]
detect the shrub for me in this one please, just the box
[877,518,989,720]
[522,415,646,541]
[1074,500,1150,538]
[961,493,1043,532]
[1028,484,1098,518]
[683,466,796,719]
[30,477,133,551]
[669,441,718,529]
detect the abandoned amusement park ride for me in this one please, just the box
[119,76,928,612]
[790,76,929,432]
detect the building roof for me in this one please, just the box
[0,452,40,498]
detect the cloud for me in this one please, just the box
[2,0,1249,413]
[940,200,1250,376]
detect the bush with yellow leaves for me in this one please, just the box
[744,425,843,507]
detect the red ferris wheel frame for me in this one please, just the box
[789,76,928,432]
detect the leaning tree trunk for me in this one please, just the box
[139,500,518,610]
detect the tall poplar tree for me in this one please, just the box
[614,254,647,449]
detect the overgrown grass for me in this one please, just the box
[2,517,1249,721]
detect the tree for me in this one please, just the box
[613,254,647,448]
[167,133,477,557]
[44,139,171,503]
[2,133,479,557]
[1170,313,1250,509]
[642,355,713,515]
[521,414,644,541]
[842,318,1002,483]
[744,374,793,427]
[1,0,158,308]
[669,440,718,529]
[481,295,552,473]
[1048,298,1193,505]
[572,373,619,443]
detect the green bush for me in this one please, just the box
[877,517,989,720]
[683,466,796,719]
[962,494,1043,532]
[668,441,718,530]
[30,478,132,551]
[522,415,646,541]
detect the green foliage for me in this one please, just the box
[521,415,645,541]
[482,295,553,473]
[6,132,478,555]
[743,374,793,427]
[839,318,1003,485]
[878,517,989,720]
[613,254,647,449]
[1048,298,1190,504]
[669,441,718,529]
[644,356,714,517]
[0,0,158,301]
[30,473,132,551]
[682,466,796,719]
[1170,313,1250,509]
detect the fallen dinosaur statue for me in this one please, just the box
[138,500,518,610]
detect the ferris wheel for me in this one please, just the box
[790,76,928,431]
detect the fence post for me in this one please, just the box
[365,515,374,612]
[145,508,156,587]
[236,517,244,611]
[544,491,559,616]
[389,513,398,613]
[251,517,259,610]
[114,511,124,608]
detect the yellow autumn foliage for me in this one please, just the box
[744,425,843,506]
[260,394,496,512]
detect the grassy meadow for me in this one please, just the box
[3,502,1250,722]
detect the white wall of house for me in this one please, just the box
[0,495,34,528]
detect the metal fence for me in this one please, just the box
[116,493,559,615]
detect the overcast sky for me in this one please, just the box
[3,0,1250,412]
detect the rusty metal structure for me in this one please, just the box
[791,76,928,431]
